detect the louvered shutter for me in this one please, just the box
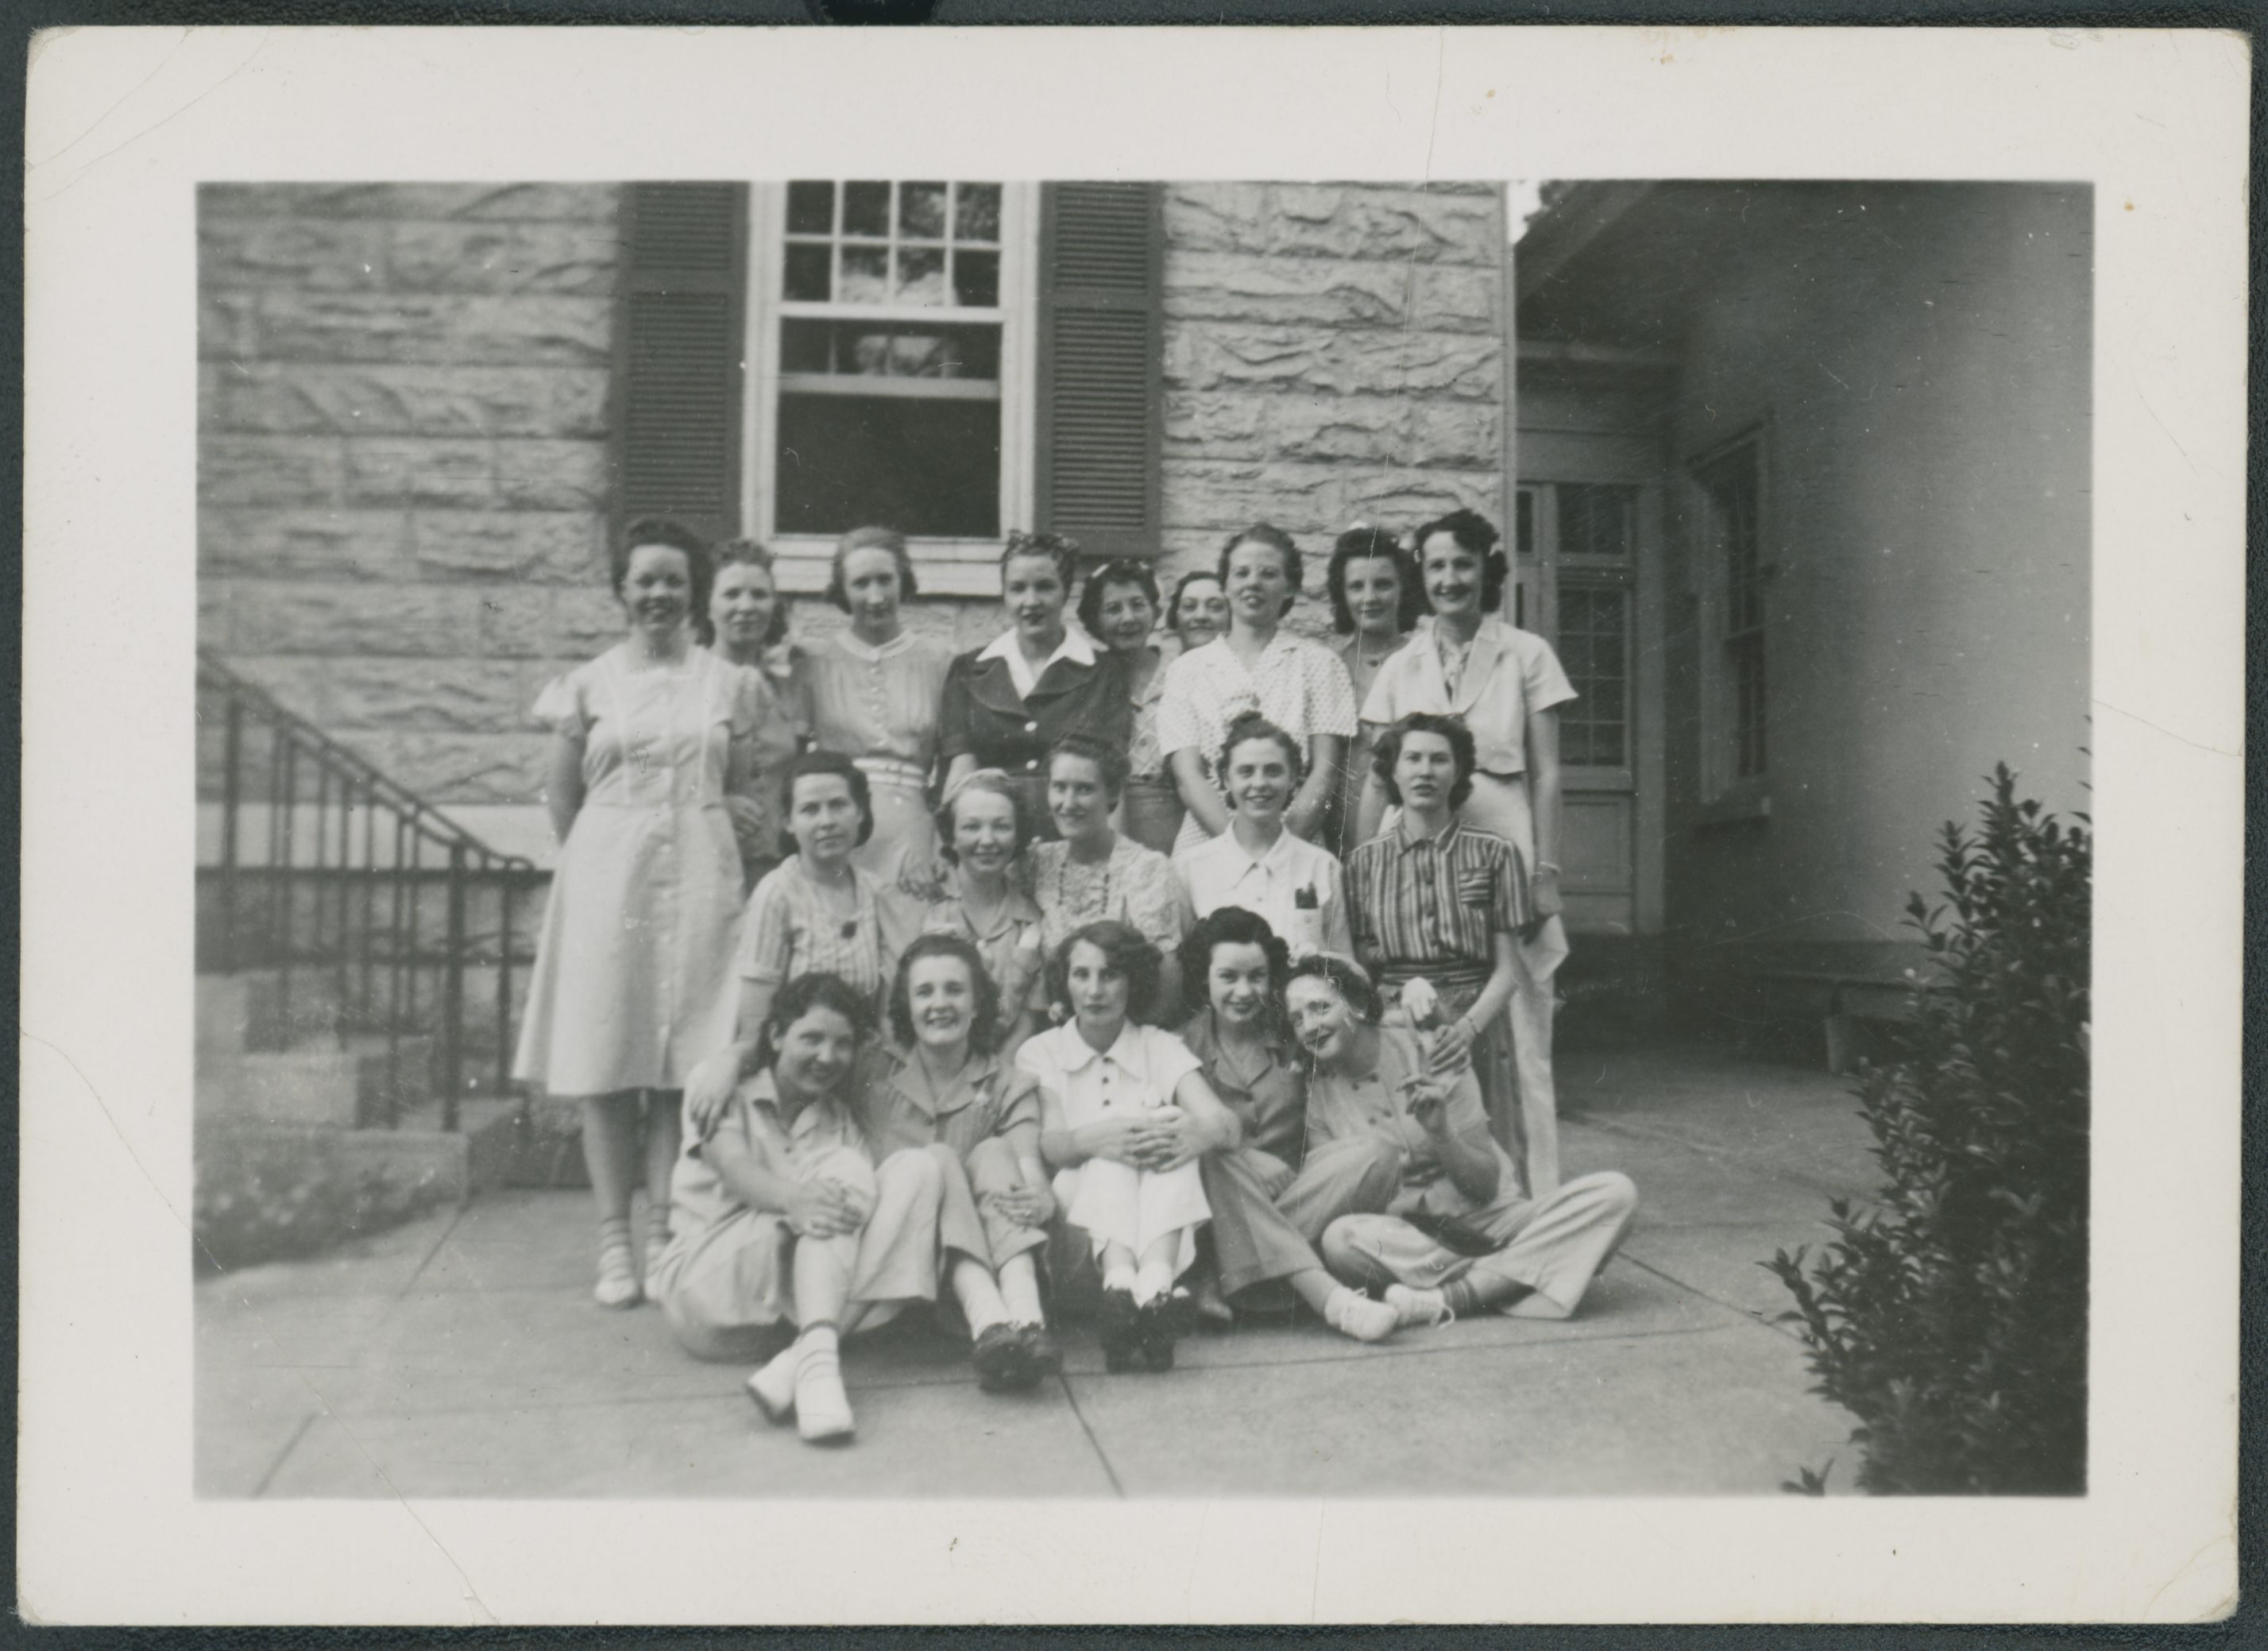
[1034,183,1162,559]
[612,183,748,545]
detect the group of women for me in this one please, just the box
[510,511,1632,1446]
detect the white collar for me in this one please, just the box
[979,624,1095,698]
[1219,819,1299,872]
[1053,1019,1145,1075]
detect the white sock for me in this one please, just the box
[1102,1265,1138,1297]
[1133,1259,1177,1306]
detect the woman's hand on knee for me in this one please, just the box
[786,1180,864,1239]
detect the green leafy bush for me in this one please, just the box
[194,1135,453,1275]
[1768,764,2089,1494]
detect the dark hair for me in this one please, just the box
[1167,569,1226,643]
[711,539,792,646]
[1218,523,1303,620]
[613,517,713,618]
[1285,953,1385,1028]
[1371,712,1478,813]
[827,525,919,612]
[1412,508,1508,615]
[933,768,1038,865]
[1045,920,1165,1027]
[1326,525,1426,636]
[1001,529,1081,592]
[1216,711,1304,800]
[1076,557,1161,643]
[785,750,875,848]
[1178,905,1292,1023]
[887,933,1005,1057]
[753,971,878,1076]
[1047,732,1131,802]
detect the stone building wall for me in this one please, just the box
[198,183,625,811]
[1155,181,1510,634]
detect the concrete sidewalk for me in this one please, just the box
[196,1041,1877,1498]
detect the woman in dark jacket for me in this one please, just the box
[939,530,1133,834]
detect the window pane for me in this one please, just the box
[1516,487,1537,555]
[780,319,833,373]
[1559,482,1636,559]
[782,243,833,303]
[1557,582,1629,768]
[786,181,835,235]
[899,182,949,240]
[895,246,946,307]
[956,184,1002,243]
[952,249,1000,308]
[775,392,1001,538]
[842,181,891,238]
[840,246,888,304]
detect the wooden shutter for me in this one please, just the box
[612,183,748,545]
[1034,183,1163,559]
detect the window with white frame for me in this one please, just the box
[1690,435,1768,797]
[748,180,1038,582]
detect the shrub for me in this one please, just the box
[194,1135,454,1275]
[1768,764,2089,1494]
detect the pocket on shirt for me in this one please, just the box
[1455,869,1496,907]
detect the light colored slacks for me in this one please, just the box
[1052,1154,1210,1279]
[1200,1135,1402,1298]
[657,1144,945,1363]
[1319,1171,1637,1320]
[1460,771,1569,1197]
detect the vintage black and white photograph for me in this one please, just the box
[21,23,2242,1625]
[188,172,2091,1498]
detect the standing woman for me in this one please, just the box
[1156,523,1356,856]
[797,526,953,883]
[1163,570,1230,659]
[515,517,771,1309]
[1078,557,1181,854]
[939,530,1132,835]
[1356,508,1577,1195]
[707,539,805,890]
[1323,526,1424,857]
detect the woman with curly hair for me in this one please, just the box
[940,530,1133,837]
[921,768,1047,1052]
[1323,524,1424,856]
[1170,710,1350,961]
[1077,555,1181,854]
[1019,922,1239,1371]
[852,934,1063,1392]
[1026,733,1187,1014]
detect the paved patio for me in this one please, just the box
[196,1040,1879,1498]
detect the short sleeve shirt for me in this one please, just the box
[1359,616,1576,779]
[1015,1020,1202,1132]
[1156,634,1358,766]
[1302,1024,1506,1215]
[851,1044,1041,1164]
[1177,1011,1308,1164]
[1173,826,1352,960]
[1028,836,1186,961]
[1345,818,1530,984]
[737,858,921,1005]
[669,1067,869,1239]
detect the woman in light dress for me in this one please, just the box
[705,538,806,889]
[1322,526,1424,858]
[514,518,773,1309]
[795,526,954,883]
[1078,557,1182,854]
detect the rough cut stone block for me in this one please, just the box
[479,586,628,659]
[494,440,610,511]
[220,578,484,657]
[209,363,612,441]
[1161,390,1269,459]
[1165,253,1497,334]
[1271,185,1501,265]
[1161,184,1275,255]
[344,439,496,508]
[269,656,541,732]
[203,184,622,224]
[199,218,389,291]
[387,222,620,296]
[199,582,232,651]
[201,436,345,507]
[1265,395,1502,469]
[199,508,411,580]
[411,511,605,585]
[341,730,553,806]
[200,292,258,358]
[1339,469,1503,527]
[550,586,631,652]
[1166,322,1502,401]
[253,295,612,368]
[1160,458,1346,536]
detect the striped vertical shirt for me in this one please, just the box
[1345,817,1531,989]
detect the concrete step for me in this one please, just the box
[344,1034,435,1127]
[196,971,346,1056]
[198,1048,364,1129]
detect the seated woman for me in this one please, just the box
[651,972,947,1446]
[921,769,1046,1056]
[1172,711,1351,960]
[682,751,924,1135]
[1177,907,1404,1343]
[1018,922,1240,1371]
[853,934,1061,1393]
[1283,956,1636,1327]
[1026,733,1188,1014]
[1344,713,1532,1188]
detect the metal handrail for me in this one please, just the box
[196,647,544,1131]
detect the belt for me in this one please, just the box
[853,757,929,790]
